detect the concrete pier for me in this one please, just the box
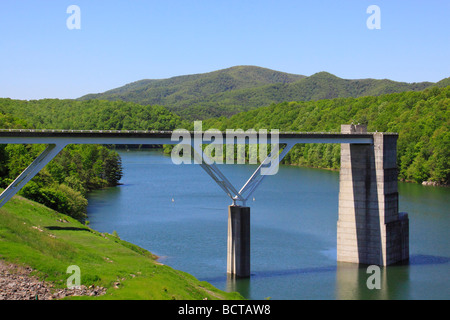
[337,124,409,266]
[227,205,251,277]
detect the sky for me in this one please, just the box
[0,0,449,100]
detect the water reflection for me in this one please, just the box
[209,255,450,300]
[226,275,251,300]
[335,262,410,300]
[408,254,450,265]
[335,255,450,300]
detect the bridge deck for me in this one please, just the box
[0,129,386,145]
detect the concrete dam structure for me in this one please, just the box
[0,124,409,278]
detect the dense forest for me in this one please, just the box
[0,99,184,131]
[202,86,449,185]
[79,66,447,120]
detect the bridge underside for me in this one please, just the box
[0,126,409,277]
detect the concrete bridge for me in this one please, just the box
[0,124,409,277]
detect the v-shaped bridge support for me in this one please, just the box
[191,142,295,278]
[191,142,295,206]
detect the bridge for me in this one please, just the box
[0,124,409,277]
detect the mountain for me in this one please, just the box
[79,66,305,118]
[79,66,441,120]
[436,77,450,88]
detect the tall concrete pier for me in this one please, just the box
[227,205,251,277]
[337,124,409,265]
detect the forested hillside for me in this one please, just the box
[203,86,449,185]
[79,66,305,119]
[78,66,443,120]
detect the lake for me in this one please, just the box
[87,149,450,300]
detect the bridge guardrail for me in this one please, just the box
[0,128,398,135]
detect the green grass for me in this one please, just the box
[0,194,243,300]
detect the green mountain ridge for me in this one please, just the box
[78,66,444,120]
[80,65,305,105]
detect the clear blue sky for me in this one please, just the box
[1,0,449,100]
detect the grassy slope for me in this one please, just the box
[0,192,242,300]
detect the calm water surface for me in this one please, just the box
[87,150,449,300]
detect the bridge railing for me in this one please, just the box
[0,128,398,135]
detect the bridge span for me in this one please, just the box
[0,128,374,144]
[0,124,409,277]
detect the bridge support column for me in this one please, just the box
[337,124,409,266]
[227,205,250,278]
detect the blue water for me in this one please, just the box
[87,149,450,300]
